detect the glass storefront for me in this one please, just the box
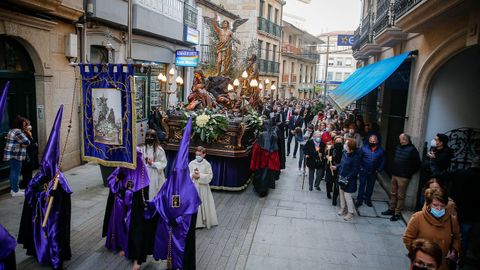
[134,62,168,121]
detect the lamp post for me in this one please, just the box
[233,78,240,96]
[159,66,183,108]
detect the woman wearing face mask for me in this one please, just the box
[297,125,313,176]
[325,136,344,205]
[304,131,326,191]
[20,118,39,189]
[141,129,168,199]
[189,146,218,229]
[336,138,360,221]
[403,188,461,270]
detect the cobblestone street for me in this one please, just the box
[0,153,410,269]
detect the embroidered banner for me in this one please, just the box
[80,64,137,169]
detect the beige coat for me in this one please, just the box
[189,159,218,229]
[403,207,461,270]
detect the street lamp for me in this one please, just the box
[233,78,240,96]
[159,66,183,107]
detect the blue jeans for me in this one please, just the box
[357,170,376,203]
[9,159,23,192]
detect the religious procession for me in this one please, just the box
[1,0,480,270]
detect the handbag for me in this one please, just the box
[446,217,459,270]
[338,175,349,188]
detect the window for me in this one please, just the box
[265,42,270,60]
[134,63,168,121]
[335,72,342,81]
[328,57,334,66]
[267,4,272,20]
[90,45,110,64]
[327,72,333,81]
[272,45,277,62]
[259,0,265,17]
[288,35,292,44]
[344,72,351,80]
[336,58,343,66]
[345,58,352,66]
[258,40,263,59]
[274,8,279,24]
[299,64,303,82]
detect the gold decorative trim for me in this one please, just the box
[209,177,252,191]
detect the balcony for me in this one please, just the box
[291,74,297,84]
[282,44,301,54]
[352,13,382,59]
[258,17,281,39]
[282,44,318,62]
[281,74,289,83]
[259,59,280,75]
[184,2,198,29]
[394,0,464,33]
[373,0,407,47]
[5,0,83,21]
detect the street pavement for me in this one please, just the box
[0,153,410,269]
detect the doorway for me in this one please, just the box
[0,35,38,182]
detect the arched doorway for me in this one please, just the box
[0,35,37,181]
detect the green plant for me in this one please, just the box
[183,109,229,144]
[244,109,264,137]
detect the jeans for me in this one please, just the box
[461,223,473,254]
[388,175,409,215]
[298,146,305,169]
[340,189,355,214]
[357,170,376,203]
[308,167,324,189]
[9,159,23,192]
[287,132,298,156]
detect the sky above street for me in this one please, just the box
[284,0,361,35]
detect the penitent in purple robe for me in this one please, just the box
[18,105,72,270]
[0,81,9,121]
[102,148,151,263]
[146,117,201,270]
[0,223,16,270]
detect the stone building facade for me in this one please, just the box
[279,20,319,100]
[0,0,84,182]
[352,0,480,209]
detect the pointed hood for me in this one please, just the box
[41,105,64,178]
[153,117,201,220]
[0,81,10,121]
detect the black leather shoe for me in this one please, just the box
[315,186,321,191]
[381,209,395,216]
[293,156,296,159]
[309,187,313,191]
[390,214,401,221]
[365,201,373,207]
[327,193,332,199]
[355,201,363,207]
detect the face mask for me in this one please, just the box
[344,144,348,151]
[369,142,376,148]
[145,138,154,145]
[314,137,321,143]
[269,112,275,118]
[334,142,343,148]
[26,125,32,131]
[411,265,430,270]
[430,139,436,148]
[430,207,445,218]
[196,155,204,163]
[325,128,330,132]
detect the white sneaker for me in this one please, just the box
[11,191,24,197]
[18,189,25,194]
[298,170,303,176]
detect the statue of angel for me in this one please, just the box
[211,14,248,76]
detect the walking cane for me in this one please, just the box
[42,171,61,228]
[302,159,307,190]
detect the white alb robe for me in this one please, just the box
[189,159,218,229]
[141,144,167,199]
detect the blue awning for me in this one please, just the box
[328,51,413,110]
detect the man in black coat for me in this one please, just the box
[426,133,453,179]
[286,108,304,158]
[449,156,480,255]
[304,131,326,191]
[381,133,421,221]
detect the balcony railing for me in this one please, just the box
[373,0,394,36]
[282,74,289,83]
[353,13,373,51]
[259,59,280,74]
[184,2,198,29]
[394,0,425,20]
[199,44,215,65]
[258,17,281,38]
[282,44,301,54]
[291,74,297,83]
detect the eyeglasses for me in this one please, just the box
[412,260,436,270]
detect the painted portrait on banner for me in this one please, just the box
[92,88,123,145]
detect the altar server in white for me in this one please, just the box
[189,146,218,229]
[141,129,168,199]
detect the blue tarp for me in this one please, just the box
[329,51,412,110]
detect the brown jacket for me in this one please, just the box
[403,207,461,270]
